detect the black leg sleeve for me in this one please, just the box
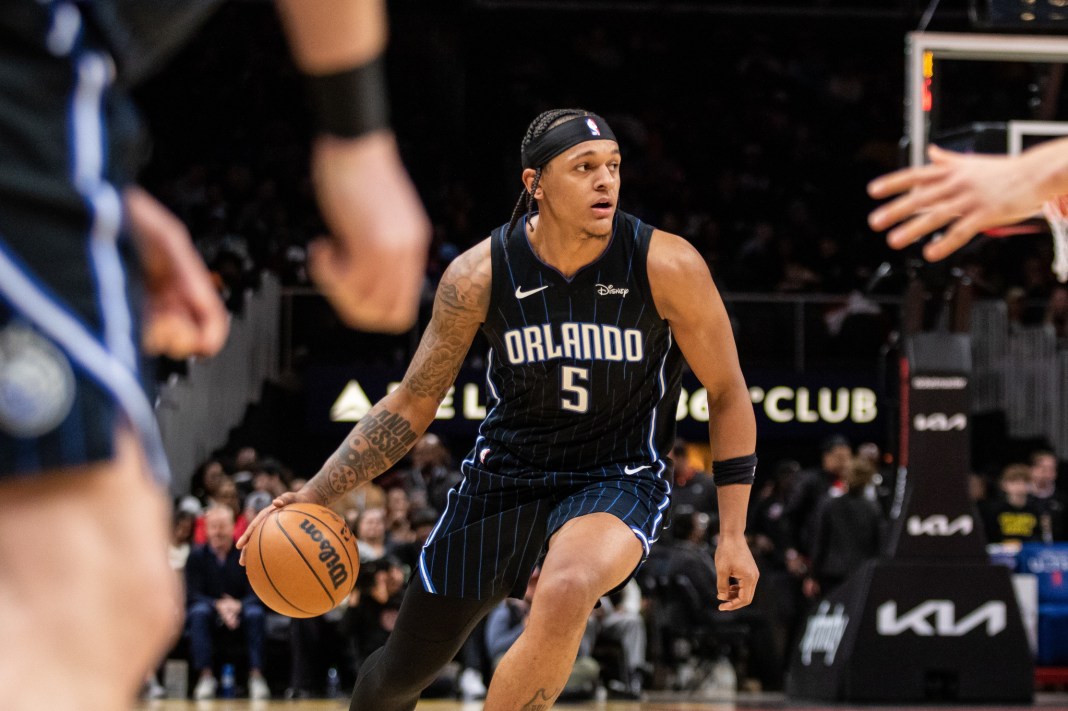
[349,577,504,711]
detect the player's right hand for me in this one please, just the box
[236,489,321,566]
[309,131,431,334]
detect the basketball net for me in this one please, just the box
[1043,194,1068,283]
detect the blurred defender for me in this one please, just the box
[0,1,428,708]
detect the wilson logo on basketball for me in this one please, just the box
[299,519,350,589]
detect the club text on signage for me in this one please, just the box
[330,380,878,425]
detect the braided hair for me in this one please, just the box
[506,108,595,240]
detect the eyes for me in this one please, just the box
[575,161,620,173]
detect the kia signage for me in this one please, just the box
[912,412,967,431]
[787,561,1032,702]
[875,600,1007,637]
[906,514,974,537]
[788,334,1032,703]
[304,366,884,442]
[887,334,987,561]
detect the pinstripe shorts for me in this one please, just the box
[0,12,169,482]
[0,280,140,478]
[416,463,672,600]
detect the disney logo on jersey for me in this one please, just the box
[595,284,629,297]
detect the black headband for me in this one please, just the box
[521,114,617,169]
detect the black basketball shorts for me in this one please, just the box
[416,457,671,600]
[0,10,166,482]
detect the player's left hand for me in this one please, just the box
[125,187,230,359]
[715,533,759,611]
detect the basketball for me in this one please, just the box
[245,503,360,618]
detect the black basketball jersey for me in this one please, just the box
[472,210,684,477]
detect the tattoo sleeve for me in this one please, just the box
[307,243,491,505]
[312,406,418,503]
[403,254,491,400]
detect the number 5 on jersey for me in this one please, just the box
[560,365,589,413]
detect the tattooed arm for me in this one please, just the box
[307,237,491,503]
[238,238,491,557]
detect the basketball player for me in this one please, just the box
[0,1,427,709]
[240,109,760,711]
[869,139,1068,261]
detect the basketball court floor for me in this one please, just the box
[133,692,1068,710]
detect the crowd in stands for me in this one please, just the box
[154,432,1066,700]
[133,4,1068,375]
[127,1,1068,701]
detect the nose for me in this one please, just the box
[593,164,616,190]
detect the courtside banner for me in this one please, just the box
[304,366,884,442]
[787,560,1033,702]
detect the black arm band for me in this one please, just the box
[305,55,391,139]
[712,453,757,487]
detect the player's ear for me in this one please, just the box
[521,168,538,196]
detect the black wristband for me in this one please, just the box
[712,453,757,486]
[305,55,391,139]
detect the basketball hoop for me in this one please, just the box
[1042,194,1068,283]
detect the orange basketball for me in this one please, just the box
[245,503,360,618]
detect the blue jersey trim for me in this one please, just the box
[0,236,170,483]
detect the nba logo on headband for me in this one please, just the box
[521,112,616,169]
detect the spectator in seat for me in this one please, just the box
[804,457,885,598]
[782,435,852,571]
[984,463,1045,544]
[668,439,717,521]
[485,568,600,701]
[185,506,270,700]
[193,476,248,545]
[390,507,440,573]
[585,579,648,699]
[1030,450,1066,541]
[189,459,228,510]
[402,434,462,514]
[386,487,416,544]
[355,506,391,562]
[170,509,197,572]
[341,556,408,669]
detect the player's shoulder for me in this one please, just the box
[646,229,718,321]
[436,237,493,317]
[647,229,710,281]
[443,237,492,282]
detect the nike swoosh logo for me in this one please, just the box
[623,464,651,475]
[515,285,549,299]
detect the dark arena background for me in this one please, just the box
[133,0,1068,708]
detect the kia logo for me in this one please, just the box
[913,413,967,431]
[907,515,974,536]
[876,600,1006,637]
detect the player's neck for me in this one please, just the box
[526,214,610,279]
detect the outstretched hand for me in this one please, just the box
[868,144,1048,262]
[310,131,430,334]
[714,533,759,611]
[236,487,323,566]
